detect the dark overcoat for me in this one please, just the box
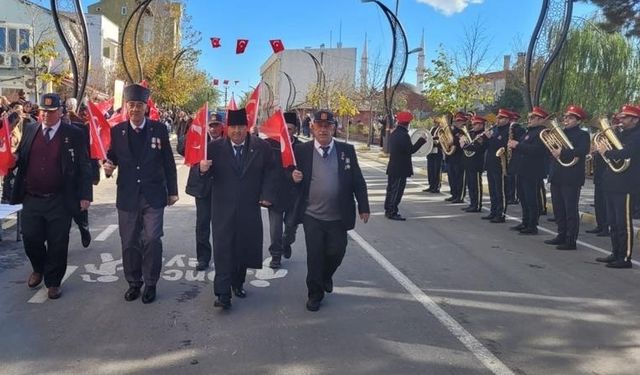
[386,126,427,178]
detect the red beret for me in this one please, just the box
[496,108,511,118]
[619,104,640,118]
[396,111,413,123]
[529,106,549,119]
[453,112,467,122]
[471,115,486,124]
[564,105,587,120]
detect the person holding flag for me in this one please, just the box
[199,108,276,310]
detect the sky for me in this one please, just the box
[85,0,599,99]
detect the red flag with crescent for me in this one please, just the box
[245,83,261,132]
[184,102,209,166]
[236,39,249,54]
[0,116,15,176]
[95,98,113,115]
[213,79,219,86]
[87,101,111,160]
[260,110,296,167]
[210,37,221,48]
[227,95,238,111]
[269,39,285,53]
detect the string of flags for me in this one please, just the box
[209,37,285,54]
[211,79,239,86]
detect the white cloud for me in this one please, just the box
[416,0,484,16]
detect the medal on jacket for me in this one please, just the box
[151,137,160,149]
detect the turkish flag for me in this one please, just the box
[95,98,113,115]
[223,79,229,85]
[0,116,15,176]
[184,102,209,166]
[210,37,221,48]
[213,79,219,86]
[227,95,237,110]
[147,97,160,121]
[260,110,296,167]
[269,39,285,53]
[87,101,112,160]
[245,83,261,132]
[236,39,249,54]
[107,104,128,127]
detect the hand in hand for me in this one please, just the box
[292,169,303,183]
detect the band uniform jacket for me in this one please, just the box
[429,126,443,156]
[106,119,178,211]
[386,126,427,178]
[548,126,590,187]
[293,140,370,231]
[445,127,464,163]
[462,129,486,172]
[506,124,526,175]
[509,125,547,180]
[601,125,640,193]
[483,124,510,173]
[267,136,301,212]
[11,121,93,213]
[205,135,277,269]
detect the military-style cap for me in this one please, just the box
[123,84,150,103]
[40,93,63,111]
[209,113,224,126]
[396,111,413,123]
[313,109,336,125]
[284,112,299,126]
[227,108,248,126]
[496,108,511,118]
[509,111,521,120]
[619,104,640,118]
[471,115,487,124]
[453,112,467,122]
[564,105,587,120]
[529,106,549,119]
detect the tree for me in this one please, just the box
[579,0,640,37]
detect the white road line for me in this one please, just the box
[95,224,119,241]
[28,266,79,304]
[349,230,515,375]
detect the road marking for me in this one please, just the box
[349,230,515,375]
[28,266,78,303]
[95,224,118,241]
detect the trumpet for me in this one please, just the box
[434,116,456,156]
[539,118,579,167]
[593,117,630,173]
[462,124,497,150]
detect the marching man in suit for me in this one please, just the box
[292,110,370,312]
[103,84,178,304]
[11,93,93,300]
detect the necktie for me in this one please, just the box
[321,146,330,159]
[133,126,141,134]
[44,128,52,143]
[233,145,243,168]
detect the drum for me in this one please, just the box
[408,128,433,157]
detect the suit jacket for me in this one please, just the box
[293,140,369,231]
[106,119,178,211]
[510,125,547,180]
[205,135,277,269]
[548,125,590,186]
[386,126,427,178]
[602,125,640,193]
[483,124,510,173]
[462,129,487,172]
[11,122,93,214]
[267,136,302,211]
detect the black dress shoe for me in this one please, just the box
[269,256,282,269]
[387,214,406,221]
[324,279,333,293]
[597,230,610,237]
[214,295,232,309]
[283,244,292,259]
[461,206,472,211]
[124,286,141,301]
[510,223,526,231]
[464,207,481,213]
[481,214,495,220]
[595,254,615,263]
[195,261,208,271]
[28,272,43,288]
[450,199,465,204]
[306,299,321,312]
[47,287,62,300]
[606,260,632,269]
[585,227,603,234]
[141,286,156,304]
[547,217,556,222]
[429,190,440,194]
[490,216,505,223]
[444,197,454,202]
[422,188,431,192]
[232,287,247,298]
[519,227,538,235]
[544,236,565,245]
[507,200,519,205]
[80,227,91,248]
[556,242,577,250]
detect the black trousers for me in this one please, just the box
[506,174,517,202]
[538,180,547,215]
[427,153,442,191]
[195,196,212,264]
[73,209,89,231]
[594,183,608,229]
[605,192,634,263]
[268,205,298,257]
[550,184,581,240]
[303,215,347,302]
[487,170,506,217]
[448,160,465,200]
[465,170,482,210]
[212,229,247,296]
[384,175,407,216]
[21,195,72,287]
[518,175,540,228]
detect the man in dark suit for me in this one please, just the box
[424,125,443,193]
[11,93,93,300]
[199,108,276,310]
[508,106,549,235]
[543,105,590,250]
[459,115,488,212]
[103,84,178,304]
[292,110,370,312]
[482,108,511,223]
[384,111,426,221]
[185,114,224,271]
[267,112,302,269]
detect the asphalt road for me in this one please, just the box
[0,148,639,375]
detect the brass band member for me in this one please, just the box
[482,108,511,223]
[508,107,549,234]
[459,115,487,212]
[595,105,640,268]
[585,121,610,237]
[505,111,523,205]
[424,124,443,193]
[544,105,590,250]
[445,112,467,203]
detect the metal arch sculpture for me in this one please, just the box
[50,0,90,102]
[362,0,409,151]
[525,0,574,110]
[120,0,154,83]
[301,49,326,108]
[282,71,296,110]
[263,81,275,116]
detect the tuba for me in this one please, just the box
[434,116,456,156]
[592,117,630,173]
[460,125,475,157]
[539,118,579,167]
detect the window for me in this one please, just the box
[7,29,17,52]
[0,28,5,53]
[0,25,31,55]
[103,47,110,58]
[19,29,29,52]
[121,6,127,15]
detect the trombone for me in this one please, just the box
[593,117,630,173]
[539,118,579,167]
